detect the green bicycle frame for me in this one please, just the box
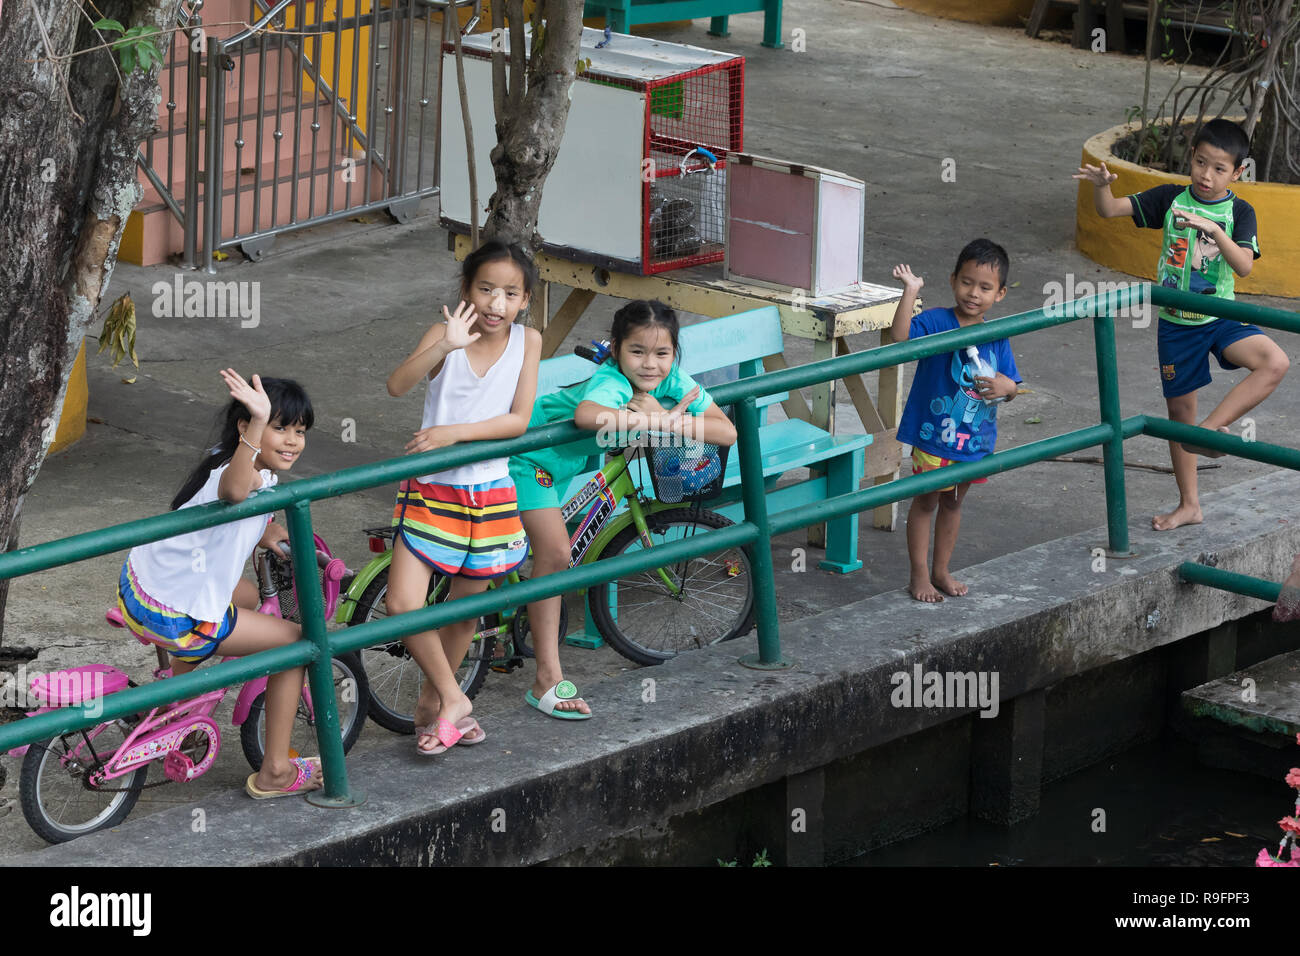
[335,448,688,629]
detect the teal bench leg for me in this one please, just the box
[565,588,607,649]
[761,0,783,48]
[818,448,863,574]
[708,15,730,37]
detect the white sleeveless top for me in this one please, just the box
[419,322,526,485]
[128,463,276,622]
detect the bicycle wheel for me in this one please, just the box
[348,571,495,734]
[239,651,369,771]
[589,507,755,666]
[19,718,148,844]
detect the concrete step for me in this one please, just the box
[1176,649,1300,780]
[1182,649,1300,739]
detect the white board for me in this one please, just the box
[440,54,646,262]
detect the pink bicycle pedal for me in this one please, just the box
[164,750,196,782]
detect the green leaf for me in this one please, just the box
[92,18,125,33]
[120,48,137,74]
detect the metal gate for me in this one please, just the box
[139,0,461,272]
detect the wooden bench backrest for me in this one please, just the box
[536,305,784,396]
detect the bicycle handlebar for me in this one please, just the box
[271,539,332,569]
[575,340,612,365]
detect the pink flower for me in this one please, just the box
[1286,768,1300,789]
[1280,817,1300,835]
[1256,847,1299,867]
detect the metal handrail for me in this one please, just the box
[227,0,296,46]
[2,283,1297,806]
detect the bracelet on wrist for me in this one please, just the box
[239,435,262,458]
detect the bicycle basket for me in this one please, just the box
[266,552,323,624]
[648,440,728,503]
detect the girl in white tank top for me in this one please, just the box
[385,241,542,755]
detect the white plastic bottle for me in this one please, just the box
[964,346,1005,406]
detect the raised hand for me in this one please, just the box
[442,301,482,351]
[220,368,270,423]
[1073,162,1118,187]
[892,264,924,294]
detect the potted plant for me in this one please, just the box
[1076,1,1300,296]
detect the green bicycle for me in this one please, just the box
[336,427,756,735]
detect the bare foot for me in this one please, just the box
[412,685,440,735]
[1152,504,1203,531]
[932,572,968,597]
[1273,554,1300,622]
[1180,426,1232,458]
[909,575,944,603]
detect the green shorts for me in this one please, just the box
[509,454,580,514]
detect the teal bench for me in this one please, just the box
[583,0,783,48]
[537,305,869,577]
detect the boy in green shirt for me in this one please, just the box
[1075,119,1289,531]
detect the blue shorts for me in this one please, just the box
[117,560,237,663]
[1157,317,1266,398]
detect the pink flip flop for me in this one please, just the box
[415,717,484,756]
[245,757,322,799]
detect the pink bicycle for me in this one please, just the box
[9,537,368,844]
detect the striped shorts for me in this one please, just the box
[117,560,237,663]
[391,476,529,579]
[910,448,988,493]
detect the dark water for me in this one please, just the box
[846,737,1292,867]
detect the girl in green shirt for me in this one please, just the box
[509,300,737,718]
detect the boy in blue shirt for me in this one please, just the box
[891,239,1022,603]
[1074,118,1289,531]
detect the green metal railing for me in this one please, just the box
[1,281,1297,806]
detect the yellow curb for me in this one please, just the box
[893,0,1036,27]
[1077,121,1300,297]
[50,340,87,456]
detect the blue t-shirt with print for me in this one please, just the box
[896,308,1022,461]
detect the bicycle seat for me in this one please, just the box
[29,664,129,706]
[106,606,156,647]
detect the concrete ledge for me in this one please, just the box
[11,470,1300,866]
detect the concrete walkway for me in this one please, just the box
[2,0,1297,859]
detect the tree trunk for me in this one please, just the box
[1251,42,1300,185]
[482,0,586,249]
[0,0,182,648]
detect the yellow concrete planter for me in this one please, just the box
[893,0,1035,27]
[1077,122,1300,297]
[49,340,88,456]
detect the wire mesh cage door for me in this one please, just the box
[646,148,727,272]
